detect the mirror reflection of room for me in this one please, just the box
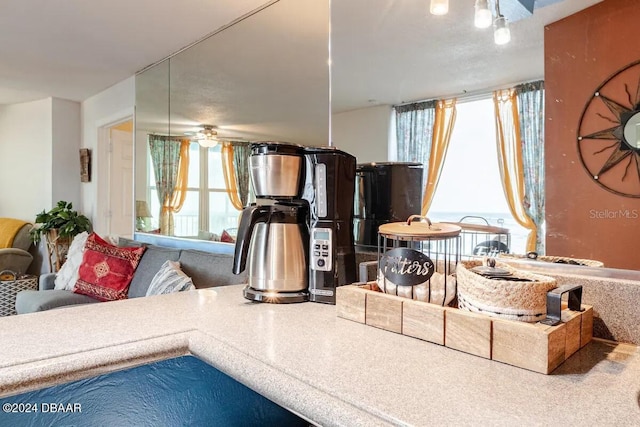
[134,0,329,243]
[132,0,637,269]
[332,1,547,259]
[141,138,248,242]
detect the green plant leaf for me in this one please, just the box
[30,200,93,244]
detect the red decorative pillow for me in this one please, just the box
[220,229,235,243]
[74,233,146,301]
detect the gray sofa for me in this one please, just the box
[15,243,247,315]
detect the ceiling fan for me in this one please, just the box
[186,125,249,147]
[189,125,220,148]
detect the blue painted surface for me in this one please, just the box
[0,356,308,427]
[133,233,236,255]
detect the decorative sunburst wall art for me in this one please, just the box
[577,59,640,198]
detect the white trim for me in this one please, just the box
[95,110,134,235]
[94,107,135,129]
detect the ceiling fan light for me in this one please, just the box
[493,16,511,45]
[474,0,492,29]
[198,139,219,148]
[430,0,449,16]
[195,125,219,147]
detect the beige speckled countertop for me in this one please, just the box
[1,285,639,426]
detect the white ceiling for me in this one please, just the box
[332,0,603,112]
[135,0,331,145]
[0,0,268,105]
[0,0,602,110]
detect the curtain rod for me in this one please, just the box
[395,78,544,107]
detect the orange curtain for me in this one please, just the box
[160,139,190,235]
[421,99,457,215]
[493,89,537,252]
[221,142,243,210]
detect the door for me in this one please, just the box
[109,127,134,236]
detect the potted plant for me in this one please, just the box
[30,201,92,271]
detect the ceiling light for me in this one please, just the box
[195,125,219,148]
[493,15,511,45]
[474,0,492,29]
[493,0,510,45]
[430,0,449,16]
[198,139,218,148]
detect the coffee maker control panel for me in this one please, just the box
[310,227,332,272]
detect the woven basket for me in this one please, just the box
[0,275,37,316]
[456,260,557,323]
[499,253,604,268]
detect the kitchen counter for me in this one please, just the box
[0,285,639,426]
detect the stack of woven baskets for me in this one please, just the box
[456,260,557,323]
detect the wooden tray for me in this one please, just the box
[336,283,593,374]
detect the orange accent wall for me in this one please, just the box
[545,0,640,269]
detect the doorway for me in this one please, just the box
[108,120,134,236]
[95,119,135,237]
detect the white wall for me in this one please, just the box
[52,98,82,206]
[81,76,135,235]
[2,75,390,238]
[0,99,53,221]
[332,105,392,163]
[0,75,145,238]
[0,98,82,274]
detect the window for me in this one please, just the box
[147,142,239,237]
[427,98,529,254]
[206,148,242,234]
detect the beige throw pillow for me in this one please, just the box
[146,260,195,296]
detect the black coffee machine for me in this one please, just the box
[353,162,424,249]
[233,142,356,305]
[302,147,357,304]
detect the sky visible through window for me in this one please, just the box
[428,97,528,254]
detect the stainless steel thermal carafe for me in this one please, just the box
[233,203,309,301]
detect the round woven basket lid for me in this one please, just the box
[378,216,461,239]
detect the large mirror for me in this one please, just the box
[134,0,619,273]
[135,0,330,245]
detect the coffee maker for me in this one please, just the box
[233,143,309,303]
[302,147,357,304]
[232,142,356,304]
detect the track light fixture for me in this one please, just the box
[474,0,492,29]
[493,0,511,45]
[429,0,449,16]
[493,16,511,45]
[429,0,511,45]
